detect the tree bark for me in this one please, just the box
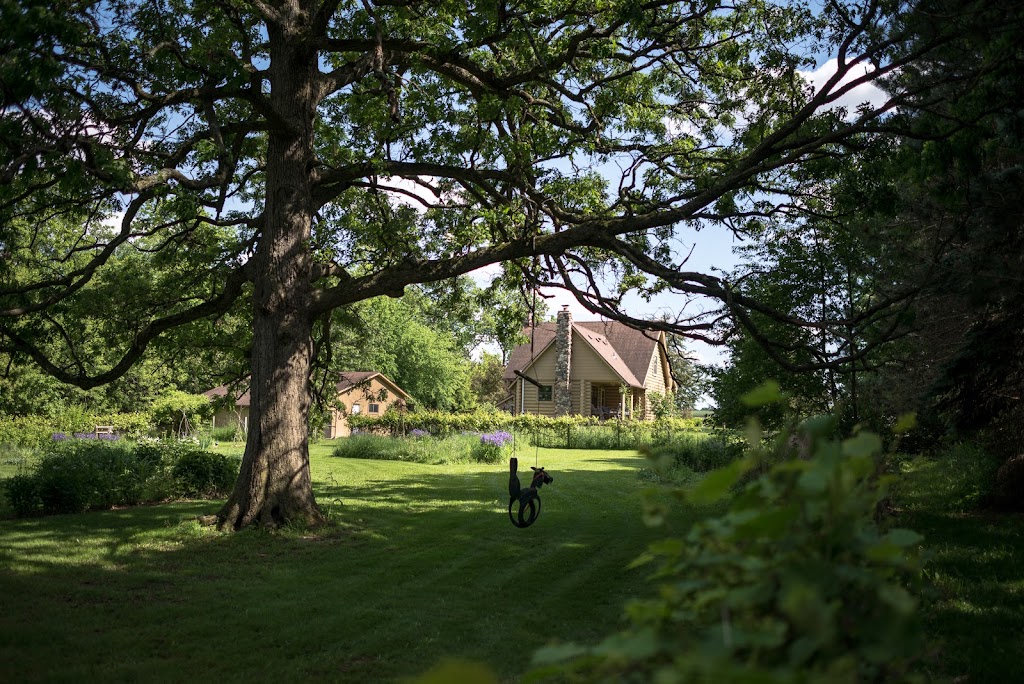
[219,14,324,530]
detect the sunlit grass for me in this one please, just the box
[0,444,690,682]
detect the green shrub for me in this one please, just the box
[171,449,240,498]
[32,441,157,513]
[646,431,745,473]
[0,411,153,451]
[535,407,924,682]
[348,408,704,447]
[35,456,94,514]
[3,438,239,516]
[150,390,213,437]
[0,414,57,449]
[100,412,152,439]
[4,474,41,517]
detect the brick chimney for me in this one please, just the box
[554,305,572,416]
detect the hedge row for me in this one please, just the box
[0,412,151,449]
[3,439,239,517]
[348,408,704,438]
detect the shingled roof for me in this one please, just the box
[503,320,663,388]
[205,371,409,406]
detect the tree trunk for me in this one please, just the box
[219,16,324,530]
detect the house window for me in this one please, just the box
[351,404,361,415]
[368,403,380,414]
[538,385,552,401]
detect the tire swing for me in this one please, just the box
[507,456,553,528]
[506,273,553,528]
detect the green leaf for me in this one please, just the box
[689,459,749,504]
[733,504,799,540]
[530,643,589,667]
[877,583,916,614]
[797,463,829,493]
[884,528,923,547]
[740,380,784,407]
[893,412,917,434]
[841,432,883,459]
[592,627,660,660]
[413,658,499,684]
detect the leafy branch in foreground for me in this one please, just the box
[533,390,925,683]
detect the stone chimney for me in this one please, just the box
[554,305,572,416]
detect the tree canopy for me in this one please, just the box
[0,0,988,528]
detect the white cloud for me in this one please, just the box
[799,58,889,115]
[538,287,597,320]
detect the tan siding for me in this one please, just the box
[643,347,668,395]
[212,407,249,432]
[332,377,408,437]
[514,345,559,416]
[639,345,670,419]
[521,382,556,416]
[570,379,583,414]
[570,332,623,383]
[526,344,558,380]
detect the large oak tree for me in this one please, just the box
[0,0,963,529]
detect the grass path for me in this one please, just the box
[0,445,694,682]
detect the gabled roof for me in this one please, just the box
[204,383,252,407]
[336,371,411,400]
[503,320,666,388]
[205,371,410,407]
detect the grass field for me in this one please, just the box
[0,443,696,682]
[894,455,1024,682]
[3,437,1023,682]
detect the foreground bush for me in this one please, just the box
[3,439,240,517]
[534,406,924,682]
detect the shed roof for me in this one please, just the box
[205,371,410,407]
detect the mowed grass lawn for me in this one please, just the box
[0,443,693,683]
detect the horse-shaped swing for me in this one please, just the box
[507,456,553,528]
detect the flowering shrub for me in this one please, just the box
[471,431,514,464]
[69,432,120,440]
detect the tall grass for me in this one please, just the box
[331,433,479,465]
[528,422,710,451]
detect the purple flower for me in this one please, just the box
[410,429,429,438]
[73,432,94,439]
[480,431,513,447]
[52,432,67,441]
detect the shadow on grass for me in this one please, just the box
[0,458,685,683]
[897,460,1024,682]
